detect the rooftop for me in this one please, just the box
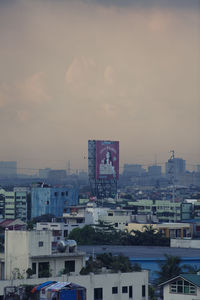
[78,245,200,259]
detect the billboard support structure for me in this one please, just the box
[88,140,119,199]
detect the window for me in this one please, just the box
[38,262,50,278]
[38,241,43,247]
[196,226,200,232]
[61,192,65,196]
[52,230,61,237]
[77,219,83,223]
[65,260,75,273]
[65,191,68,196]
[112,287,118,294]
[122,286,128,293]
[94,288,102,300]
[64,230,68,237]
[115,223,118,227]
[142,285,146,297]
[170,279,196,295]
[32,262,36,274]
[129,286,133,298]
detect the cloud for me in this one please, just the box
[0,72,50,125]
[16,110,30,123]
[18,72,50,104]
[0,0,199,168]
[101,103,118,118]
[65,57,97,87]
[104,65,115,86]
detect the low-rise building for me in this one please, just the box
[160,274,200,300]
[98,208,132,230]
[0,270,149,300]
[1,230,85,280]
[31,186,78,218]
[157,223,193,239]
[127,200,183,222]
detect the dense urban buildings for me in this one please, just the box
[0,152,199,300]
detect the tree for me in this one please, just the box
[69,225,96,245]
[26,268,34,279]
[148,285,156,300]
[80,253,134,275]
[132,262,142,272]
[155,254,182,284]
[182,264,200,274]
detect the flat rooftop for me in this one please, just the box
[78,245,200,259]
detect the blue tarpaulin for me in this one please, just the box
[32,281,56,293]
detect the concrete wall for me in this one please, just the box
[29,230,52,256]
[0,270,149,300]
[5,230,29,280]
[171,239,200,249]
[163,285,200,300]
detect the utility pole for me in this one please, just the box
[168,150,176,222]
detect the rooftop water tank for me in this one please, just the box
[57,240,77,253]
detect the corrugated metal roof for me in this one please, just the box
[181,274,200,287]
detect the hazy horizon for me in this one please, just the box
[0,0,199,173]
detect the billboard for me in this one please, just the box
[96,140,119,180]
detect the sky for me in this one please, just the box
[0,0,199,173]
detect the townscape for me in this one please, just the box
[0,141,200,299]
[0,0,199,299]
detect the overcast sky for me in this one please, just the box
[0,0,199,173]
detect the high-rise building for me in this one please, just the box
[38,168,51,179]
[123,164,146,177]
[165,157,186,179]
[0,161,17,178]
[14,187,29,221]
[148,165,162,177]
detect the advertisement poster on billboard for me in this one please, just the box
[96,140,119,180]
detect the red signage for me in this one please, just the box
[96,140,119,180]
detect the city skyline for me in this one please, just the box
[0,0,199,171]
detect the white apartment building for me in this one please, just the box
[0,270,149,300]
[98,208,132,230]
[63,203,132,231]
[1,230,85,280]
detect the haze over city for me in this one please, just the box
[0,0,199,172]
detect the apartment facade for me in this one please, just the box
[31,187,78,218]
